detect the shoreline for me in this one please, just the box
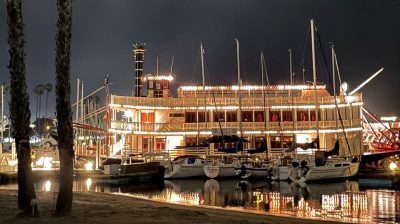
[0,190,342,224]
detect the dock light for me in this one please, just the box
[85,162,93,171]
[389,162,397,171]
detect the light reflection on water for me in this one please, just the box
[1,178,399,223]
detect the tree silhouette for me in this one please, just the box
[54,0,74,216]
[7,0,39,216]
[44,83,53,117]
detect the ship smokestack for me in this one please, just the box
[133,43,145,97]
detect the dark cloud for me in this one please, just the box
[1,0,399,117]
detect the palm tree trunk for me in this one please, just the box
[7,0,39,216]
[45,91,49,117]
[54,0,74,217]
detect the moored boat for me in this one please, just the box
[164,155,205,179]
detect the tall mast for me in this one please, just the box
[289,48,293,86]
[156,57,159,76]
[289,49,296,149]
[331,43,339,133]
[235,39,243,138]
[261,52,269,159]
[261,52,267,137]
[200,43,208,132]
[310,19,319,141]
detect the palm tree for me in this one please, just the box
[33,84,45,119]
[54,0,74,217]
[7,0,39,216]
[44,83,53,117]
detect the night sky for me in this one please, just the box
[1,0,399,118]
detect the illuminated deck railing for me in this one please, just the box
[111,93,363,110]
[110,119,362,134]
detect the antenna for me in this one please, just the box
[169,56,174,76]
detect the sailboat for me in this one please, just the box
[234,50,273,179]
[287,19,360,183]
[164,155,205,179]
[203,41,245,179]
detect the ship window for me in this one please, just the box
[254,137,265,148]
[155,138,165,151]
[213,112,225,122]
[148,81,153,89]
[297,111,308,121]
[226,111,237,122]
[156,83,161,90]
[154,90,163,98]
[162,80,169,89]
[310,110,321,121]
[270,111,280,122]
[242,111,253,122]
[185,112,197,123]
[198,137,207,146]
[335,164,342,167]
[282,111,293,121]
[255,111,264,122]
[198,112,206,122]
[185,137,197,147]
[141,112,154,123]
[142,138,149,153]
[270,136,281,148]
[343,164,349,166]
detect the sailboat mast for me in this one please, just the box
[261,52,267,138]
[310,19,319,140]
[235,39,243,138]
[261,52,269,159]
[331,43,339,133]
[289,49,296,151]
[200,43,208,132]
[260,51,267,136]
[289,48,293,86]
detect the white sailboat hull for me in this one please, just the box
[299,162,359,182]
[164,164,205,179]
[203,164,237,178]
[235,166,271,179]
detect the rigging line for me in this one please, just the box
[201,47,225,141]
[190,48,201,84]
[298,25,311,85]
[315,28,352,154]
[333,51,343,88]
[262,54,270,85]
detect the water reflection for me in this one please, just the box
[1,178,399,223]
[130,179,398,223]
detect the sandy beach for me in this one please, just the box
[0,190,340,224]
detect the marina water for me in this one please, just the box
[1,178,399,223]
